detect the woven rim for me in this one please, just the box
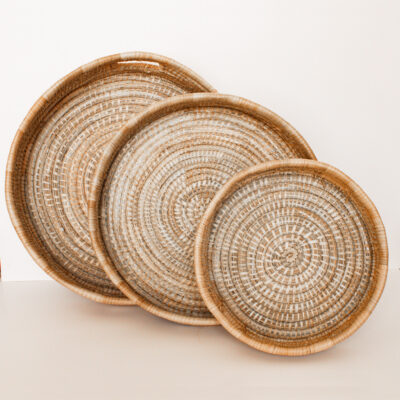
[195,159,388,355]
[88,93,316,325]
[5,52,215,305]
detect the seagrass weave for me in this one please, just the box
[88,93,316,325]
[195,160,388,354]
[6,52,215,304]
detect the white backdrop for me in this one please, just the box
[1,0,399,281]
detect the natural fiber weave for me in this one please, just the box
[88,94,316,325]
[6,52,215,304]
[195,160,388,354]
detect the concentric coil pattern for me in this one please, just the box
[24,63,205,297]
[100,107,311,318]
[205,170,374,345]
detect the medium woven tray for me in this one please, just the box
[6,52,215,304]
[195,160,388,354]
[88,93,316,325]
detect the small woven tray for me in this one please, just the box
[6,52,215,304]
[88,93,316,325]
[195,160,388,354]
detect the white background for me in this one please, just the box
[1,0,399,281]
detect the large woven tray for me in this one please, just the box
[88,93,316,325]
[6,52,215,304]
[195,160,388,354]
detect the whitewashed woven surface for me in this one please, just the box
[92,94,316,324]
[195,160,387,354]
[6,53,214,303]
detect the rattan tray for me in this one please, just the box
[88,93,316,325]
[195,160,388,354]
[6,52,215,305]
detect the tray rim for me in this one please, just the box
[5,52,216,305]
[194,159,388,355]
[88,93,317,325]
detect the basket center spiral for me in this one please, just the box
[280,247,299,265]
[176,187,214,239]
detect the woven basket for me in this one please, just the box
[195,160,388,355]
[6,52,215,305]
[88,93,316,325]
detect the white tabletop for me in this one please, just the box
[1,271,399,400]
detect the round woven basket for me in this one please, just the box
[88,93,316,325]
[195,160,388,355]
[6,52,215,305]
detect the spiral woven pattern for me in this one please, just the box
[90,94,316,324]
[195,160,387,354]
[6,52,214,304]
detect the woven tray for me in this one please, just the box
[88,93,316,325]
[6,52,215,304]
[195,160,388,354]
